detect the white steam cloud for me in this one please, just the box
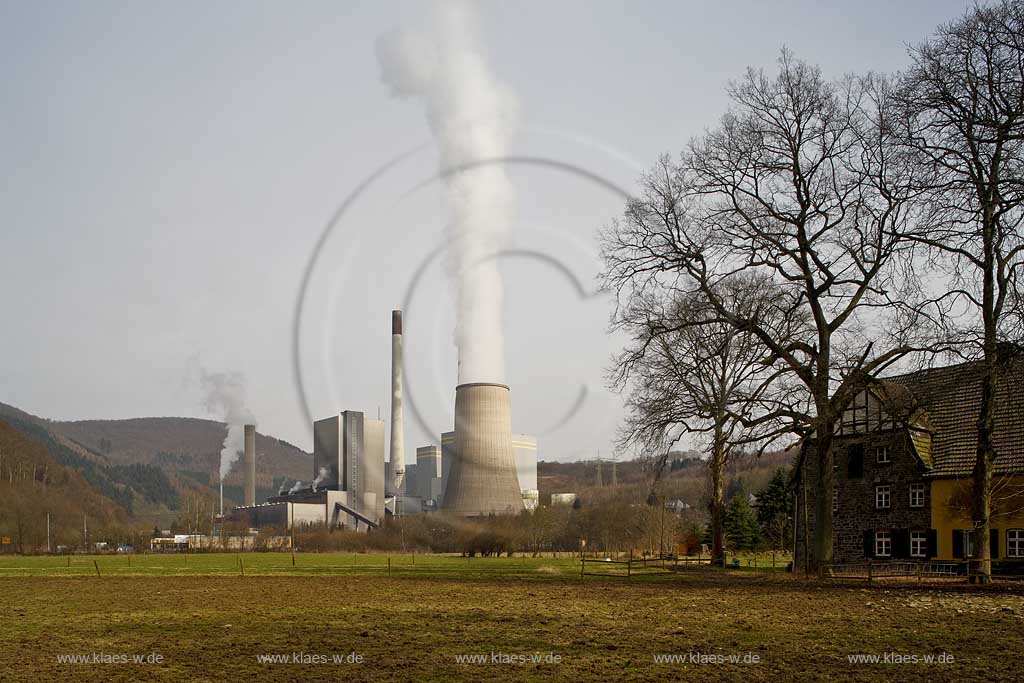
[311,467,329,492]
[376,0,517,383]
[199,370,256,482]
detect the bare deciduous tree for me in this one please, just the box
[603,52,946,573]
[609,274,804,564]
[894,0,1024,583]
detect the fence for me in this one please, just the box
[580,552,717,578]
[825,560,965,584]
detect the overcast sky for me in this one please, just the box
[0,0,972,462]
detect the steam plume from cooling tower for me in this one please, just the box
[376,0,517,383]
[199,370,257,482]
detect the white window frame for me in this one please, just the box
[910,531,927,558]
[909,483,925,508]
[964,530,974,558]
[875,485,891,510]
[1008,529,1024,558]
[875,531,891,557]
[876,446,890,463]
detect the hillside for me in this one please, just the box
[53,415,311,493]
[538,449,795,512]
[0,402,312,528]
[0,419,127,552]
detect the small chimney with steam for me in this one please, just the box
[243,424,256,506]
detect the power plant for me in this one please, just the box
[223,309,538,531]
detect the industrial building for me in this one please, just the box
[403,430,538,512]
[227,410,385,532]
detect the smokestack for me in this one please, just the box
[390,310,405,492]
[442,383,522,516]
[243,424,256,506]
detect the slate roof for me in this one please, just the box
[880,353,1024,477]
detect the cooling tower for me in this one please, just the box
[442,383,523,516]
[389,310,405,492]
[243,424,256,506]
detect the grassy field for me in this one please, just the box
[1,553,1022,682]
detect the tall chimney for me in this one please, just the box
[390,310,405,493]
[243,424,256,506]
[442,382,523,516]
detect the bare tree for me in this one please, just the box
[894,0,1024,583]
[603,52,946,573]
[610,274,804,564]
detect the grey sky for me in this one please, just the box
[0,0,972,462]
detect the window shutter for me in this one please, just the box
[892,529,910,559]
[990,528,999,560]
[952,529,964,559]
[926,529,937,559]
[847,445,864,479]
[863,529,874,559]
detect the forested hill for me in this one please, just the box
[0,418,127,552]
[0,402,312,529]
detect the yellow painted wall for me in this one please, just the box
[930,476,1024,560]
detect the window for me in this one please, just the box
[909,483,925,508]
[875,531,891,557]
[875,485,891,509]
[875,446,890,463]
[965,531,974,558]
[910,531,927,558]
[847,445,864,479]
[832,489,838,513]
[1008,530,1024,558]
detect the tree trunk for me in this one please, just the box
[971,347,997,584]
[710,431,725,565]
[810,407,835,577]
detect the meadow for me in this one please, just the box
[1,552,1022,682]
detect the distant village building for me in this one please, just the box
[795,353,1024,568]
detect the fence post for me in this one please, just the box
[580,557,585,578]
[627,557,631,579]
[93,560,101,577]
[388,557,392,577]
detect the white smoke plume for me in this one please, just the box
[288,480,305,495]
[311,467,329,492]
[199,370,256,482]
[376,0,517,383]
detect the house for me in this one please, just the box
[794,350,1024,569]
